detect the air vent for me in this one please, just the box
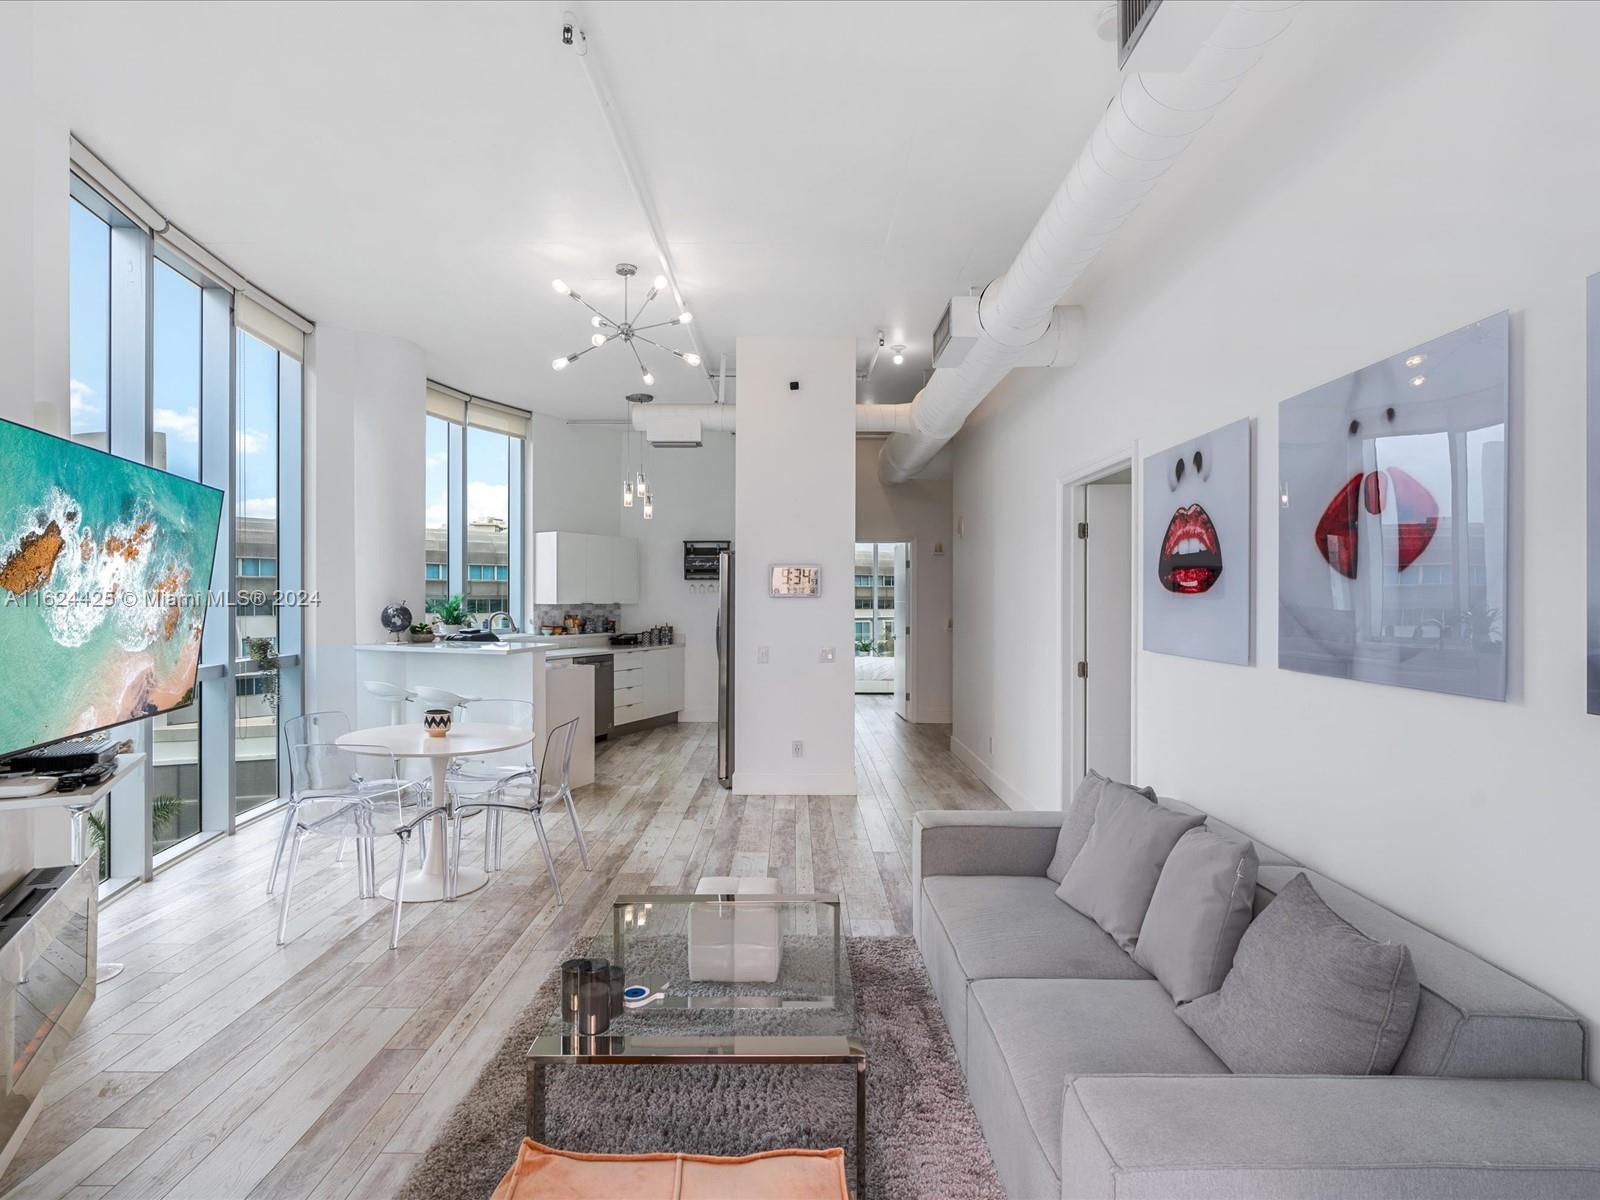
[1119,0,1162,67]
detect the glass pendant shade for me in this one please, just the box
[622,476,634,508]
[642,490,654,520]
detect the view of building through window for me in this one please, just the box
[423,405,523,623]
[854,542,900,655]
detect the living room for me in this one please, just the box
[3,2,1600,1199]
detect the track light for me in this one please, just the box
[551,279,571,295]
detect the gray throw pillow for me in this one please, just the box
[1134,828,1258,1003]
[1177,872,1420,1074]
[1056,788,1204,950]
[1045,770,1156,884]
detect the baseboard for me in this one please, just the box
[949,735,1030,810]
[731,770,857,796]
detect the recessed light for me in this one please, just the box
[1409,374,1426,387]
[1405,354,1425,367]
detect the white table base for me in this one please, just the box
[378,755,488,903]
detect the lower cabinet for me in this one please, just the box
[612,645,685,728]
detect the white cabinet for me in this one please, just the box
[534,531,639,604]
[611,644,684,727]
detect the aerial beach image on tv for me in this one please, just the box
[0,418,224,757]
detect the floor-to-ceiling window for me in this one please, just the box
[65,162,307,885]
[150,259,205,852]
[423,385,527,627]
[67,195,113,878]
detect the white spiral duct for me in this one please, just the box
[879,0,1300,483]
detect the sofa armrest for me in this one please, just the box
[1061,1074,1600,1200]
[910,810,1062,943]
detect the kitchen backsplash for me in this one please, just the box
[533,602,621,632]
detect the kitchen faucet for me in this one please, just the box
[485,611,520,634]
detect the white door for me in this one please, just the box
[1083,484,1132,780]
[894,542,911,720]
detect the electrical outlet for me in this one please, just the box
[757,646,770,664]
[792,740,804,758]
[819,646,835,663]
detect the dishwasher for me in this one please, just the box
[573,653,614,738]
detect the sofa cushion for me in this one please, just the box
[1134,828,1258,1003]
[922,876,1150,982]
[968,979,1227,1187]
[1045,770,1155,883]
[1179,873,1419,1075]
[1058,791,1205,950]
[920,875,1150,1063]
[1061,1076,1600,1200]
[1256,865,1586,1080]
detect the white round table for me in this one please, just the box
[337,722,533,903]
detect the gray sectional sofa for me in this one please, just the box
[911,805,1600,1199]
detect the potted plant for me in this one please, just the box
[243,636,280,714]
[409,621,435,644]
[432,594,468,636]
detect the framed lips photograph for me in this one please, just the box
[1141,417,1252,665]
[1278,311,1509,701]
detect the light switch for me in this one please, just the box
[819,646,835,663]
[757,646,770,664]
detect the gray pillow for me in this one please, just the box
[1134,828,1258,1003]
[1177,872,1419,1074]
[1056,788,1204,950]
[1045,770,1156,884]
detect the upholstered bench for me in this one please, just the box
[491,1138,849,1199]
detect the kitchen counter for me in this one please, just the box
[541,641,685,661]
[359,641,545,655]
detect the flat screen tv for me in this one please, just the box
[0,417,224,759]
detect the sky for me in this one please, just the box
[70,196,280,526]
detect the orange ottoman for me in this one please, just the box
[491,1138,851,1200]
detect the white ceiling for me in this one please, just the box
[34,1,1119,419]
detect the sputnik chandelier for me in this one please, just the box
[549,263,699,385]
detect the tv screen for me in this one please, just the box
[0,417,225,759]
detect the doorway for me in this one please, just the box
[854,541,910,719]
[1065,462,1135,791]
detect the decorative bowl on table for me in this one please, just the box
[422,709,453,737]
[409,624,435,644]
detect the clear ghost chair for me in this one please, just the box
[270,710,351,896]
[448,714,589,905]
[276,742,442,950]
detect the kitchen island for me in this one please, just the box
[351,641,596,787]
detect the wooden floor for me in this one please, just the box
[3,697,1002,1200]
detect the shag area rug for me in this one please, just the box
[397,935,1005,1200]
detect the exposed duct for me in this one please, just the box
[629,402,930,439]
[878,0,1300,483]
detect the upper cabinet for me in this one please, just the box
[535,531,639,604]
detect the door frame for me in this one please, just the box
[894,538,914,721]
[1056,445,1140,809]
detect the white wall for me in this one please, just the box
[951,0,1600,1076]
[619,432,734,722]
[0,4,71,886]
[735,337,856,794]
[305,324,426,722]
[856,439,953,722]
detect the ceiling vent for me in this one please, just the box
[1119,0,1163,67]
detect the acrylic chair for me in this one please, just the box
[269,710,352,895]
[276,742,442,950]
[440,698,535,872]
[449,716,589,905]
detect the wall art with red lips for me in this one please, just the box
[1278,311,1508,701]
[1141,417,1251,665]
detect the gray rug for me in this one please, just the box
[397,935,1005,1200]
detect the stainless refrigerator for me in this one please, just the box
[716,549,734,787]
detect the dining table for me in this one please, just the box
[336,721,533,903]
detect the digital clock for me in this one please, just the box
[769,564,821,597]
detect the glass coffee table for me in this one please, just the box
[527,891,866,1197]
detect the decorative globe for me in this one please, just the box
[381,603,413,634]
